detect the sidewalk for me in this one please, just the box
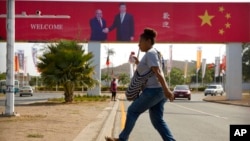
[73,93,250,141]
[73,94,120,141]
[203,93,250,107]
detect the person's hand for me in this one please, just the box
[130,36,134,41]
[132,56,139,64]
[164,90,174,102]
[103,28,109,33]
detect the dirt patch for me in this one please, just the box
[0,101,111,141]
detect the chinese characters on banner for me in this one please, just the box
[162,12,170,28]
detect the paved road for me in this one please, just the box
[0,92,64,105]
[113,93,250,141]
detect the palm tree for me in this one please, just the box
[242,43,250,81]
[37,40,98,103]
[118,73,130,90]
[105,47,115,83]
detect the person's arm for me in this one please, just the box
[109,14,119,31]
[151,66,174,102]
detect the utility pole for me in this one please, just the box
[5,0,15,116]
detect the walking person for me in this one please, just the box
[110,78,117,101]
[105,28,175,141]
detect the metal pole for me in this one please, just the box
[196,72,198,91]
[5,0,15,116]
[36,76,38,92]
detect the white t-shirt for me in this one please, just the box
[137,48,163,88]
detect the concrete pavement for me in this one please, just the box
[73,95,120,141]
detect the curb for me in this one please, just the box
[96,100,119,141]
[73,100,119,141]
[203,99,250,107]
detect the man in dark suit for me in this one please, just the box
[89,9,107,41]
[103,3,134,41]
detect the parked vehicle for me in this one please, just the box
[19,86,33,97]
[204,84,224,96]
[0,80,19,94]
[173,85,191,100]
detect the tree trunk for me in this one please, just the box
[63,81,75,103]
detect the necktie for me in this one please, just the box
[98,19,102,27]
[120,13,124,23]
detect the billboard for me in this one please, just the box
[0,1,249,42]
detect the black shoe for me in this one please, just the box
[105,136,119,141]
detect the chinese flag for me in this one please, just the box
[194,4,250,42]
[155,3,250,42]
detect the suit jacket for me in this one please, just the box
[89,17,107,41]
[109,13,134,41]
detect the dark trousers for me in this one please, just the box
[111,92,116,100]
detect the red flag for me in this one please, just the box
[194,4,250,42]
[106,55,110,66]
[221,54,226,71]
[208,63,215,69]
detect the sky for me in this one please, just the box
[0,42,226,76]
[100,43,226,68]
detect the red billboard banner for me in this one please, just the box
[0,1,249,42]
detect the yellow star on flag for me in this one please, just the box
[219,29,225,35]
[199,10,215,26]
[219,6,225,13]
[225,13,231,19]
[225,22,231,29]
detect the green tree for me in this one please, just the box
[0,72,6,80]
[37,40,98,103]
[165,67,185,87]
[242,43,250,81]
[202,67,214,84]
[101,73,112,86]
[118,73,130,88]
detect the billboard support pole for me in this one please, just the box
[5,0,16,116]
[225,43,242,100]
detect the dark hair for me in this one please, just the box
[140,28,157,45]
[120,2,126,6]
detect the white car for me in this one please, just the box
[19,86,33,97]
[204,85,224,96]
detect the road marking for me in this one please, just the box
[170,103,228,119]
[120,96,126,130]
